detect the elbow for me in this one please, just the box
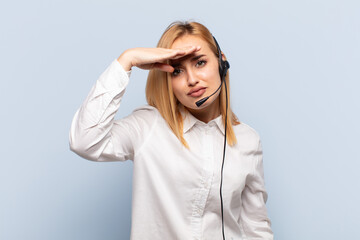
[69,140,98,162]
[69,111,100,161]
[69,137,84,156]
[69,131,98,161]
[69,135,86,158]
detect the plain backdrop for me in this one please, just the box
[1,0,359,239]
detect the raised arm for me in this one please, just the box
[69,46,201,161]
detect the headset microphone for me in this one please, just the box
[195,36,230,107]
[195,82,222,107]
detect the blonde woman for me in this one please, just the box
[69,21,273,240]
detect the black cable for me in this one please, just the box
[220,77,228,240]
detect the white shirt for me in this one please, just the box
[69,59,273,240]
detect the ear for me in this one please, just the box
[221,52,227,61]
[221,51,230,78]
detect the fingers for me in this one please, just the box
[151,46,201,73]
[153,63,174,73]
[169,46,201,60]
[129,46,202,71]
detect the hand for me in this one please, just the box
[117,46,201,72]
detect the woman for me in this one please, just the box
[69,21,273,240]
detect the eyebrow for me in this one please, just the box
[171,54,206,68]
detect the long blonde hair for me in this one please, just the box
[146,21,240,148]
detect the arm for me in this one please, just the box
[69,59,135,161]
[239,139,274,239]
[69,46,201,161]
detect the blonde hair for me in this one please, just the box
[146,21,240,148]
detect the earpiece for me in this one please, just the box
[212,36,230,80]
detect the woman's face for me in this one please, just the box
[170,35,222,118]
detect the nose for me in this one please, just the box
[186,68,199,87]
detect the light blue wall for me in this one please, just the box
[1,0,359,239]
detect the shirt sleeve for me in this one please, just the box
[239,139,274,239]
[69,59,155,162]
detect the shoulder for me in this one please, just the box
[131,105,160,120]
[114,104,160,130]
[233,122,261,149]
[133,104,159,114]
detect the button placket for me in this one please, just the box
[201,124,215,208]
[191,123,216,239]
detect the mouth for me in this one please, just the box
[187,87,206,97]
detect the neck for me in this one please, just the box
[186,98,221,123]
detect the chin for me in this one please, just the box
[178,93,219,112]
[184,100,211,111]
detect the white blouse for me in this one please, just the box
[69,59,273,240]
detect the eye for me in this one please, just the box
[172,68,182,77]
[196,60,206,67]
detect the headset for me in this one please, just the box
[195,37,230,107]
[196,36,229,240]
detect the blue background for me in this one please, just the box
[1,0,359,239]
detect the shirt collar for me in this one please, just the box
[181,108,225,135]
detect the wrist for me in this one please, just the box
[117,49,133,72]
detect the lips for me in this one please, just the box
[187,87,206,97]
